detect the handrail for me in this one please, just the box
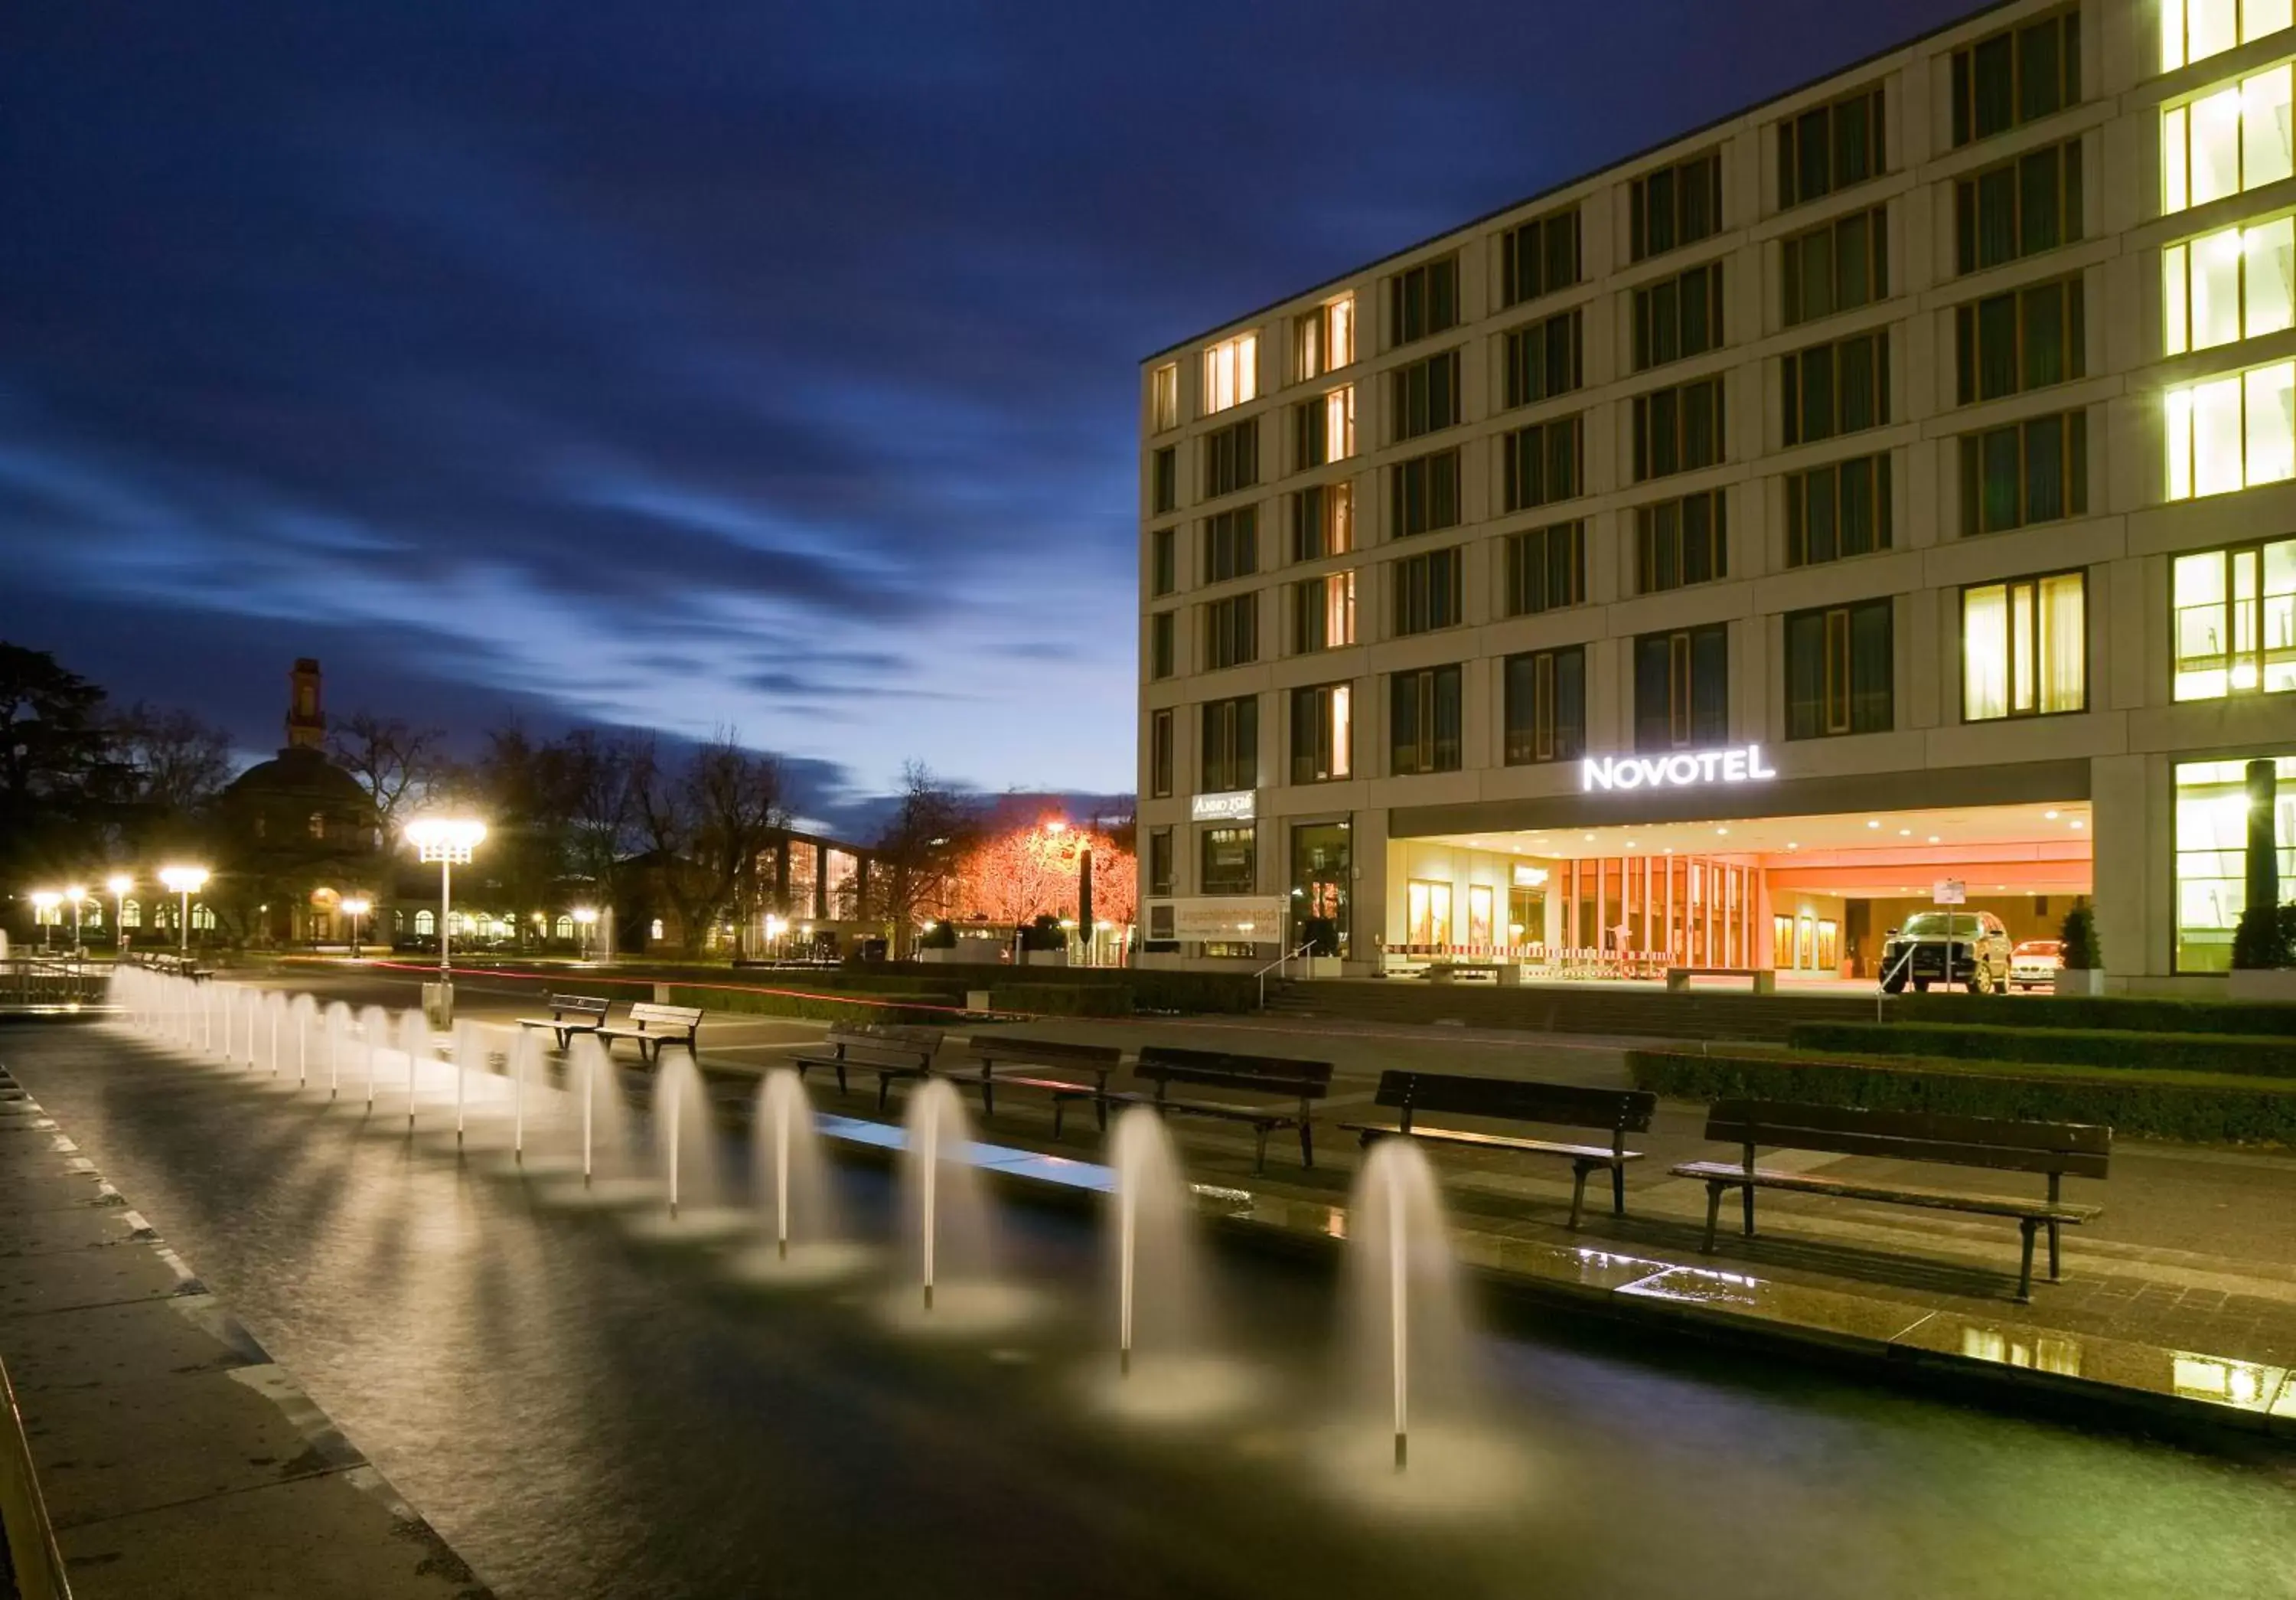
[0,1353,71,1600]
[1876,942,1920,1022]
[1256,940,1320,1011]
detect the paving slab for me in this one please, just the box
[0,1237,197,1318]
[0,1204,157,1257]
[0,1294,266,1393]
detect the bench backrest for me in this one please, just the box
[626,1003,703,1030]
[545,994,612,1020]
[1704,1099,2110,1179]
[823,1025,942,1061]
[963,1035,1122,1068]
[1136,1045,1332,1101]
[1375,1071,1655,1135]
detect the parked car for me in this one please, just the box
[2010,939,2065,991]
[1879,910,2013,994]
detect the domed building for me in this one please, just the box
[213,660,383,945]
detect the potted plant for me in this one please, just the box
[2227,900,2296,1001]
[2052,905,2106,997]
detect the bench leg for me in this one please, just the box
[1298,1118,1313,1170]
[1611,1161,1627,1217]
[1701,1182,1724,1252]
[980,1075,995,1120]
[1252,1125,1270,1175]
[1094,1092,1108,1132]
[2016,1219,2039,1304]
[2047,1220,2062,1282]
[1051,1099,1066,1141]
[1567,1164,1589,1231]
[876,1075,892,1115]
[1741,1182,1756,1238]
[834,1065,847,1097]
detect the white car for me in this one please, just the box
[2010,939,2064,991]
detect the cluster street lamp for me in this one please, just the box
[341,896,371,960]
[64,885,86,952]
[30,891,60,952]
[572,905,598,962]
[106,875,132,953]
[158,866,209,957]
[405,817,485,1026]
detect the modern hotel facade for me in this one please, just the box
[1137,0,2296,990]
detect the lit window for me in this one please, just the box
[1406,880,1453,947]
[1288,683,1352,784]
[1150,362,1179,432]
[2164,64,2294,213]
[121,899,141,928]
[416,909,435,935]
[2163,0,2294,73]
[2163,218,2295,354]
[2165,359,2296,498]
[1296,294,1355,378]
[554,916,573,939]
[650,919,665,940]
[1325,386,1354,460]
[1202,333,1258,413]
[2173,537,2296,698]
[2174,755,2296,971]
[1963,572,2086,720]
[1291,571,1356,653]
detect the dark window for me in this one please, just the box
[1292,390,1352,470]
[1786,453,1893,567]
[1786,599,1893,740]
[1778,85,1886,208]
[1501,207,1581,306]
[1502,310,1582,409]
[1200,695,1257,791]
[1631,150,1724,261]
[1290,482,1355,561]
[1148,828,1173,896]
[1150,527,1175,596]
[1955,139,2082,274]
[1290,572,1354,653]
[1633,261,1725,370]
[1202,418,1258,498]
[1391,449,1462,537]
[1505,521,1585,617]
[1199,825,1257,895]
[1289,683,1353,785]
[1634,624,1729,751]
[1783,330,1890,446]
[1393,546,1465,636]
[1390,665,1463,775]
[1388,255,1460,347]
[1955,273,2085,403]
[1782,206,1889,326]
[1632,376,1727,480]
[1202,593,1257,670]
[1391,349,1462,440]
[1150,611,1175,679]
[1952,8,2080,147]
[1503,647,1587,765]
[1959,410,2088,534]
[1201,507,1257,583]
[1636,491,1729,593]
[1502,415,1582,512]
[1150,710,1172,798]
[1151,447,1177,515]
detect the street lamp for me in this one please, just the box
[64,884,86,953]
[572,905,597,961]
[404,817,484,1026]
[106,875,132,953]
[158,866,209,956]
[341,896,371,960]
[30,891,60,952]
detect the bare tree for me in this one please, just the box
[631,734,786,958]
[867,762,977,958]
[109,703,233,813]
[328,711,451,835]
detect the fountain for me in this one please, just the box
[641,1050,742,1239]
[722,1070,867,1286]
[325,1001,354,1097]
[510,1028,540,1163]
[396,1011,431,1127]
[359,1004,393,1109]
[263,989,288,1075]
[891,1078,1013,1331]
[1108,1106,1209,1379]
[292,993,319,1087]
[452,1018,490,1144]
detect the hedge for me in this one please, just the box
[1628,1047,2296,1144]
[663,984,957,1027]
[1789,1021,2296,1078]
[1896,993,2296,1037]
[987,983,1134,1018]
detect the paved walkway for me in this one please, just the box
[0,1050,489,1599]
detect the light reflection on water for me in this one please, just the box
[19,1027,2296,1600]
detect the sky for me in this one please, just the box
[0,0,1974,829]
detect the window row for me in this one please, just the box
[2164,0,2294,73]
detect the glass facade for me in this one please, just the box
[2173,537,2296,700]
[1290,822,1351,957]
[2174,756,2296,971]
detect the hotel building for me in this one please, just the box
[1136,0,2296,990]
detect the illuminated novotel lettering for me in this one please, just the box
[1581,744,1779,793]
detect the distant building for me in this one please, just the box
[213,659,383,944]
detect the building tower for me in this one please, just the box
[286,658,325,751]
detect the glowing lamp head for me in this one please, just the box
[106,874,133,896]
[158,865,210,894]
[572,906,598,926]
[341,896,372,917]
[64,883,86,902]
[30,891,60,914]
[405,816,486,864]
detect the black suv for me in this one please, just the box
[1879,910,2012,994]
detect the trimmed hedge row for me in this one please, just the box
[1628,1047,2296,1144]
[987,983,1133,1018]
[1896,992,2296,1037]
[1790,1021,2296,1078]
[664,985,956,1027]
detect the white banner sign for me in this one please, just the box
[1150,896,1287,940]
[1190,790,1257,823]
[1933,879,1967,905]
[1582,744,1778,794]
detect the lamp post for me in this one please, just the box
[106,875,132,954]
[572,906,597,962]
[62,884,86,954]
[341,896,371,960]
[404,818,484,1027]
[158,867,209,956]
[30,892,60,952]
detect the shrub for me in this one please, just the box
[2231,903,2292,970]
[988,983,1133,1017]
[1019,914,1066,952]
[663,984,954,1027]
[918,919,957,950]
[1789,1020,2296,1077]
[2059,905,2100,971]
[1896,992,2296,1037]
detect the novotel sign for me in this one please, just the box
[1581,744,1778,793]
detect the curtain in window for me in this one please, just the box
[1964,584,2010,720]
[2024,414,2066,524]
[1691,627,1729,743]
[1635,636,1672,751]
[1977,167,2015,268]
[1786,612,1825,740]
[1851,599,1893,731]
[2039,573,2086,713]
[1802,466,1839,564]
[1554,648,1585,758]
[1978,295,2017,400]
[2018,149,2061,256]
[1432,668,1463,770]
[1835,213,1871,310]
[2022,282,2066,390]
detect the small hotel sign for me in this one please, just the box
[1582,744,1778,794]
[1191,790,1257,823]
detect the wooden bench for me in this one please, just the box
[1341,1072,1656,1229]
[1671,1099,2109,1302]
[791,1025,943,1110]
[1116,1047,1333,1173]
[1665,966,1775,994]
[514,993,612,1050]
[1426,962,1519,986]
[592,1002,703,1064]
[951,1036,1124,1133]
